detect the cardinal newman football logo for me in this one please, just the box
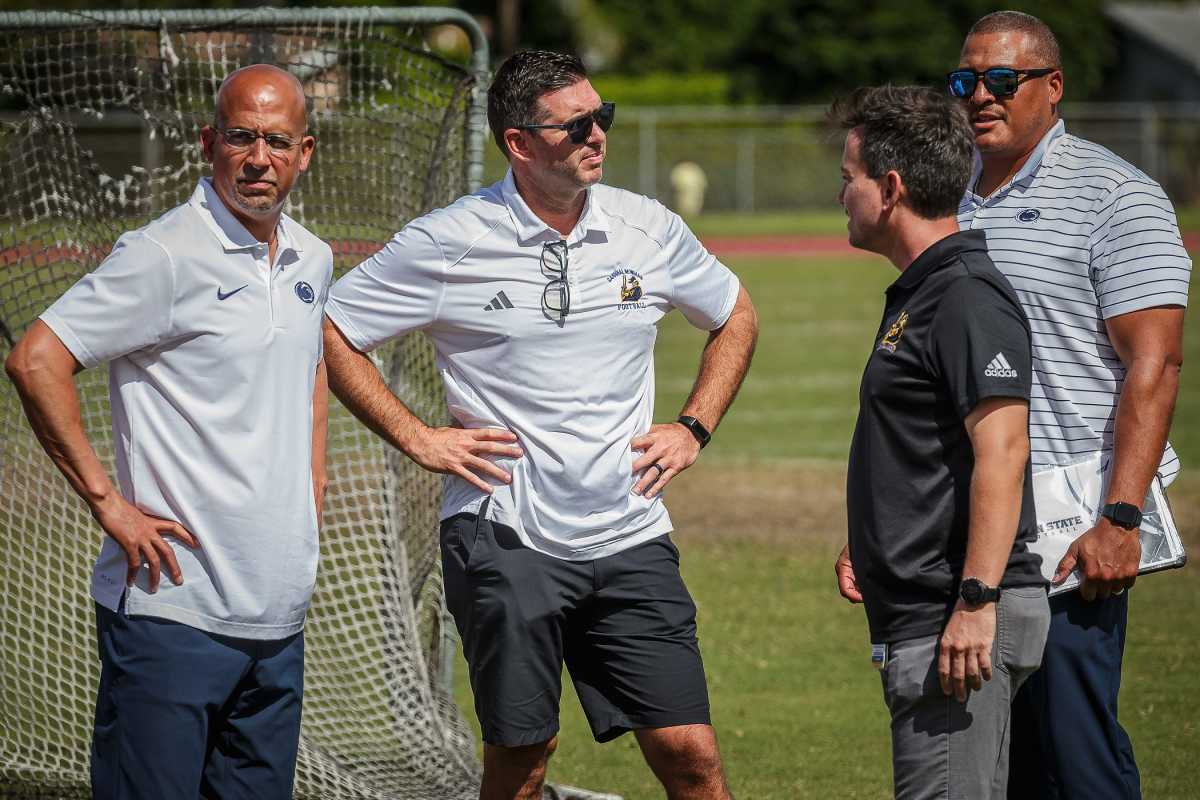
[620,273,643,302]
[878,310,909,353]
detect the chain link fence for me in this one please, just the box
[477,103,1200,215]
[16,102,1198,220]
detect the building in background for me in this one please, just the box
[1105,3,1200,103]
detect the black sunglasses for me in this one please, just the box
[520,102,616,144]
[947,67,1056,99]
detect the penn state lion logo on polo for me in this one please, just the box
[294,281,315,304]
[607,265,647,310]
[878,310,908,353]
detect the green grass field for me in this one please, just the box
[454,252,1200,799]
[3,207,1195,798]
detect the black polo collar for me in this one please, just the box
[890,229,988,292]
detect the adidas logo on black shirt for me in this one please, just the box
[984,352,1018,378]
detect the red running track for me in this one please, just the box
[4,233,1198,266]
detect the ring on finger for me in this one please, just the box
[648,463,665,480]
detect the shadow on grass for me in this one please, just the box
[454,463,1199,800]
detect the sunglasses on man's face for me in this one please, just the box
[947,67,1056,99]
[519,102,616,144]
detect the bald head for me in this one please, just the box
[214,64,308,132]
[201,63,315,240]
[965,11,1061,70]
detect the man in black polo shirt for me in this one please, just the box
[831,85,1049,799]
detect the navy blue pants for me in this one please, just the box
[91,600,305,800]
[1008,590,1140,799]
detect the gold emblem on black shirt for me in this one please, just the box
[878,310,909,353]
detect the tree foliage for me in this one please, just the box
[0,0,1117,104]
[597,0,1115,103]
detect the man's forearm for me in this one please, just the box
[1105,358,1179,506]
[321,318,429,456]
[311,359,329,511]
[679,286,758,430]
[6,324,116,511]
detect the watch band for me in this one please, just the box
[1101,501,1142,530]
[677,415,711,449]
[959,577,1001,607]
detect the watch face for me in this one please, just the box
[960,579,983,606]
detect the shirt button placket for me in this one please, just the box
[567,244,581,312]
[256,244,275,325]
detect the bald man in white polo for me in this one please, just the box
[6,65,329,798]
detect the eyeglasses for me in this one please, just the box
[519,102,615,145]
[214,127,304,154]
[540,239,570,319]
[946,67,1056,99]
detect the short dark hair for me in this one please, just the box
[966,11,1061,70]
[830,85,974,220]
[487,50,588,159]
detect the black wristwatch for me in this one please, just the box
[1101,501,1142,530]
[676,415,711,449]
[959,577,1001,607]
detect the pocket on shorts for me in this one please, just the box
[440,513,486,575]
[441,515,472,573]
[464,514,491,573]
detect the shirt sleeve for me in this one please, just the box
[324,221,446,352]
[316,245,334,362]
[39,231,176,368]
[661,206,740,331]
[1090,179,1192,319]
[929,276,1032,420]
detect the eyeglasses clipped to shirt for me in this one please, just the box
[540,239,570,320]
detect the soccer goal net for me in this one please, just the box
[0,9,613,800]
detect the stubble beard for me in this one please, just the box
[231,186,280,217]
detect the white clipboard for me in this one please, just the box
[1030,453,1187,596]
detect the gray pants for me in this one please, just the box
[880,587,1050,800]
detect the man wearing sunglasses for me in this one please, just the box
[6,65,329,797]
[953,12,1191,799]
[322,50,756,800]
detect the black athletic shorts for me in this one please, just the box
[440,505,711,747]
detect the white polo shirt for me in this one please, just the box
[326,170,740,561]
[959,121,1192,484]
[41,179,332,639]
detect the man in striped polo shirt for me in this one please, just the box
[952,11,1191,799]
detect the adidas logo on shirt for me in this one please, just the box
[483,290,514,311]
[984,352,1018,378]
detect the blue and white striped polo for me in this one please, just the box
[958,120,1192,485]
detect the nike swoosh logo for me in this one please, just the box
[217,285,249,301]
